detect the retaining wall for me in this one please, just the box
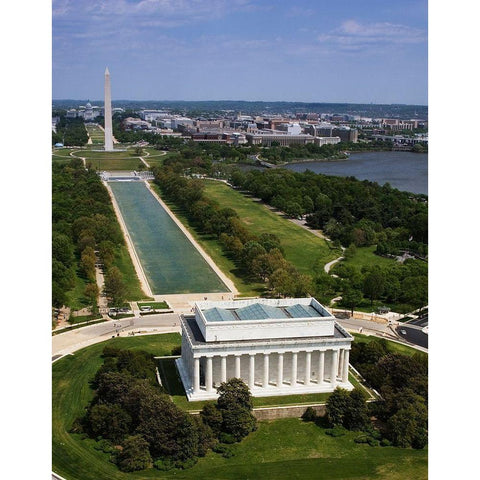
[253,404,326,420]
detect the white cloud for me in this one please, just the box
[317,19,426,50]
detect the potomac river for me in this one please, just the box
[284,151,428,195]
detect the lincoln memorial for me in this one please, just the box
[176,297,354,401]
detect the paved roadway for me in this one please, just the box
[52,313,181,358]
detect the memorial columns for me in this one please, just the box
[263,353,270,387]
[277,353,284,387]
[291,352,298,386]
[338,349,344,378]
[249,354,255,389]
[318,351,325,384]
[305,351,311,386]
[206,356,213,392]
[235,355,241,378]
[193,357,200,393]
[221,356,227,383]
[342,350,350,383]
[330,350,338,387]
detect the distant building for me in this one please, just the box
[314,136,341,146]
[246,131,315,146]
[276,122,302,135]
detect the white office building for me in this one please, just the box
[176,298,354,401]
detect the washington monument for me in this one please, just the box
[104,67,114,151]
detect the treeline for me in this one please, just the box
[75,347,256,472]
[259,139,393,164]
[293,340,427,449]
[153,169,312,297]
[52,117,89,146]
[331,259,428,313]
[229,168,428,253]
[52,160,129,308]
[350,339,428,448]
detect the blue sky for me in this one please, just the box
[52,0,427,104]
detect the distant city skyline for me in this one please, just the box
[53,0,427,104]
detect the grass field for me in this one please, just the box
[85,124,105,145]
[53,334,427,480]
[202,181,339,277]
[114,245,148,301]
[335,245,396,271]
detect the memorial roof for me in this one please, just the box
[202,302,327,323]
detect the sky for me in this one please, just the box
[53,0,428,104]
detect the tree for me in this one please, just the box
[200,403,223,435]
[386,400,427,448]
[216,378,253,411]
[342,286,363,315]
[84,283,99,311]
[216,378,256,441]
[363,268,386,306]
[117,435,152,472]
[80,246,97,281]
[104,266,127,306]
[220,406,257,441]
[86,403,131,443]
[326,387,350,426]
[344,388,369,431]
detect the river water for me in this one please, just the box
[283,151,428,195]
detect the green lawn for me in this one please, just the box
[335,246,396,271]
[53,334,427,480]
[138,301,170,309]
[202,181,338,276]
[114,246,148,301]
[85,125,106,145]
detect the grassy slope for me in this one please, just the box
[202,180,338,276]
[53,334,427,480]
[336,245,396,271]
[114,246,148,301]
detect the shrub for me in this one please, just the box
[93,439,115,453]
[102,345,121,357]
[325,426,347,437]
[117,435,152,472]
[367,437,379,447]
[174,457,198,469]
[218,432,236,444]
[213,443,235,458]
[154,458,175,471]
[301,406,317,422]
[380,438,392,447]
[354,435,369,444]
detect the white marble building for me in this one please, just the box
[176,298,354,401]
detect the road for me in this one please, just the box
[52,313,181,358]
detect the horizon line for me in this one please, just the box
[52,99,428,107]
